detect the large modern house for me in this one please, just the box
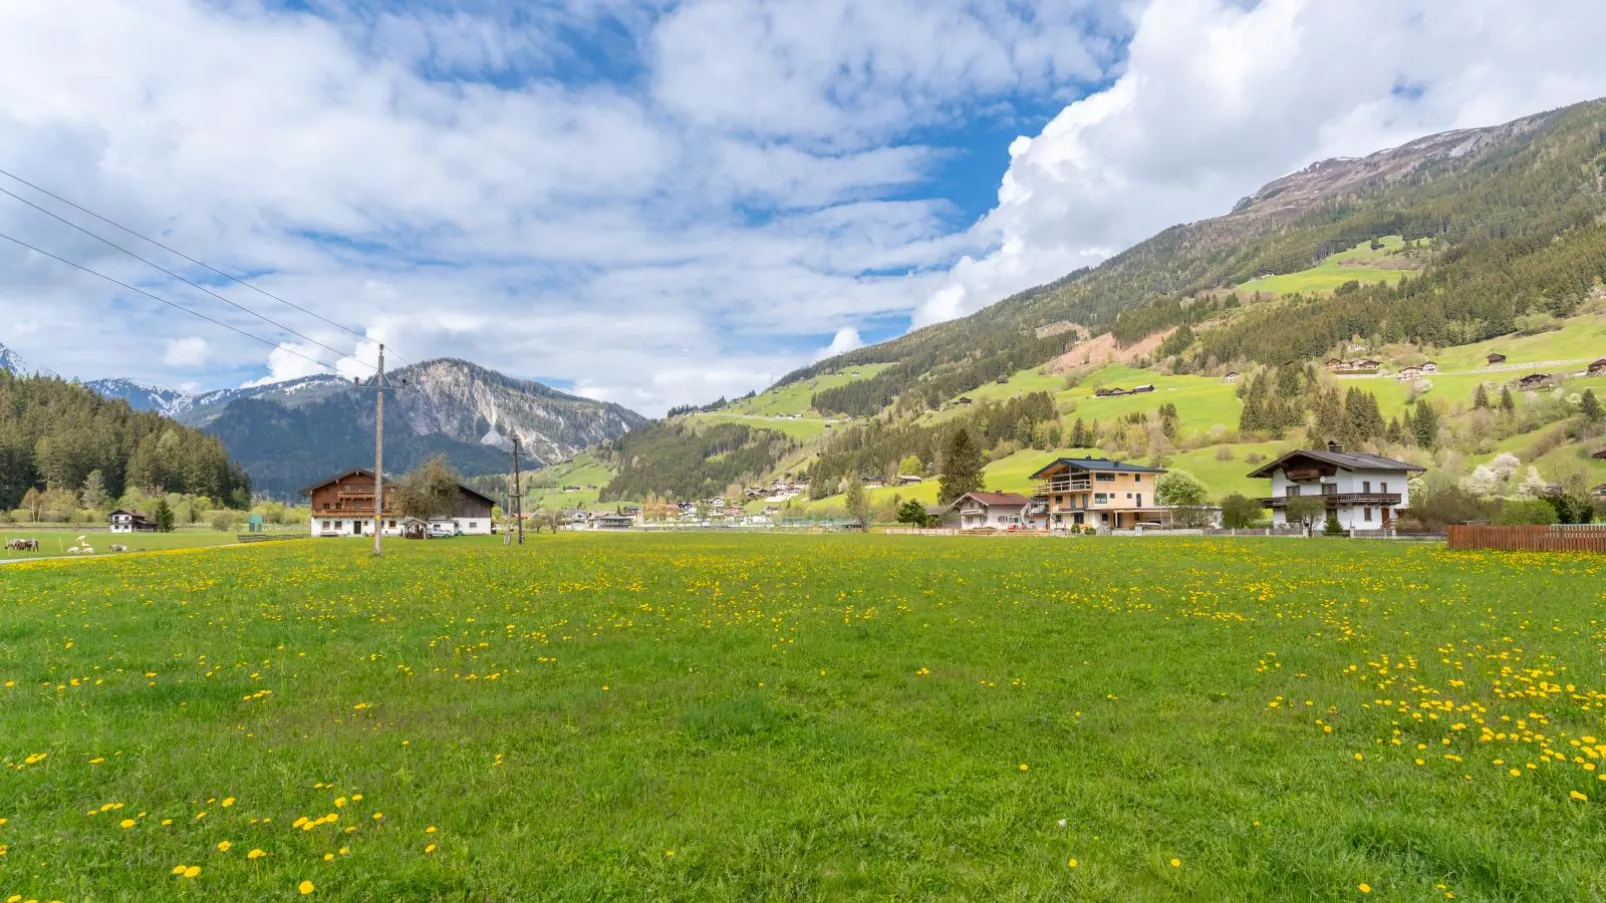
[301,468,496,537]
[1031,457,1170,530]
[1247,443,1424,530]
[107,509,157,533]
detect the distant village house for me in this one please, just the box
[1032,457,1170,531]
[107,510,157,533]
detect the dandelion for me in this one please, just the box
[1067,858,1078,868]
[424,844,436,854]
[334,797,346,808]
[171,865,187,876]
[1169,858,1181,868]
[248,849,265,860]
[222,797,236,808]
[1570,790,1588,801]
[119,819,136,829]
[1359,883,1372,893]
[665,850,675,858]
[372,812,384,820]
[217,841,232,852]
[182,866,201,879]
[1018,763,1029,772]
[298,880,315,895]
[425,826,437,833]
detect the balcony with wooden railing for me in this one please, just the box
[1259,493,1401,508]
[1039,477,1093,493]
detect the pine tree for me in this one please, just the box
[1385,417,1404,445]
[1499,385,1516,413]
[153,499,175,533]
[1400,410,1416,446]
[1580,389,1603,421]
[1473,383,1491,409]
[1413,401,1441,449]
[938,428,984,505]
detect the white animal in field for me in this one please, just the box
[66,545,82,554]
[81,546,94,554]
[110,544,127,553]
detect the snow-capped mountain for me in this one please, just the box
[82,378,194,417]
[0,342,53,378]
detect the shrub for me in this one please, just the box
[1219,493,1264,529]
[209,511,238,532]
[1214,446,1234,461]
[1494,499,1555,525]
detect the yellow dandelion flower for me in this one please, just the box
[1018,763,1029,772]
[298,880,315,895]
[334,797,346,808]
[182,866,201,879]
[248,849,265,860]
[217,841,232,852]
[1067,858,1078,868]
[1570,790,1588,801]
[425,826,437,833]
[424,844,436,854]
[171,865,187,876]
[119,819,136,829]
[1169,858,1181,868]
[372,812,383,820]
[323,853,334,862]
[1359,883,1372,893]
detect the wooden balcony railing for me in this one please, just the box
[1259,493,1401,508]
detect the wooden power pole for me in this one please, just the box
[372,344,386,557]
[511,435,524,545]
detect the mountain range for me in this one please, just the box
[0,345,647,498]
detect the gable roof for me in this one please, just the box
[300,466,498,507]
[1246,449,1426,479]
[1030,457,1167,479]
[954,492,1033,508]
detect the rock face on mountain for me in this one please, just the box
[73,357,644,497]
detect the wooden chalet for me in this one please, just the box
[301,467,496,538]
[1587,358,1606,377]
[1248,442,1424,530]
[1487,352,1507,365]
[1515,373,1554,391]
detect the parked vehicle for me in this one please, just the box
[426,524,459,539]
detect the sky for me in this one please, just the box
[3,0,1606,416]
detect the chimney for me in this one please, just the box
[1327,440,1343,453]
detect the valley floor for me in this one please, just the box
[2,535,1602,901]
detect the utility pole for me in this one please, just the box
[511,434,524,545]
[372,344,386,557]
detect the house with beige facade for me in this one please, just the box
[1031,457,1170,531]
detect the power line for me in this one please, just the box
[0,227,345,377]
[0,166,407,366]
[0,183,377,374]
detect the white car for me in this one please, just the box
[426,523,460,539]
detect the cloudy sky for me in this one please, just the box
[3,0,1605,415]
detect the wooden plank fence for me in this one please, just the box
[1447,524,1606,553]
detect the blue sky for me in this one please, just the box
[3,0,1606,414]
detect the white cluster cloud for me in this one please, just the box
[918,0,1606,326]
[1,0,1604,416]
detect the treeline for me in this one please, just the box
[806,393,1059,496]
[0,371,251,512]
[1236,364,1441,448]
[596,421,794,502]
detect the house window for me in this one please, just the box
[1137,494,1143,507]
[1321,484,1337,496]
[1094,493,1108,504]
[1363,480,1372,493]
[388,520,396,529]
[1287,486,1300,497]
[1380,482,1389,494]
[1096,473,1116,482]
[1363,507,1373,522]
[335,521,343,530]
[1126,493,1133,499]
[468,522,477,530]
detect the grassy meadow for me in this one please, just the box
[0,529,244,561]
[1231,236,1420,297]
[3,534,1605,901]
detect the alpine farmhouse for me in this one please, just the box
[1248,443,1424,530]
[1031,457,1170,530]
[300,468,496,537]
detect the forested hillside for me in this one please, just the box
[596,421,797,502]
[781,98,1606,415]
[0,371,251,513]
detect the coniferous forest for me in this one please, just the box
[0,371,251,513]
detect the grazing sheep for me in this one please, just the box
[110,544,127,553]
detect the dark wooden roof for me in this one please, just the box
[1247,449,1426,479]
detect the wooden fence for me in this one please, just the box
[1447,524,1606,553]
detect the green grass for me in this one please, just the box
[525,455,618,511]
[3,535,1604,901]
[1233,236,1419,297]
[0,528,243,561]
[689,412,835,442]
[1429,314,1606,372]
[1158,441,1293,500]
